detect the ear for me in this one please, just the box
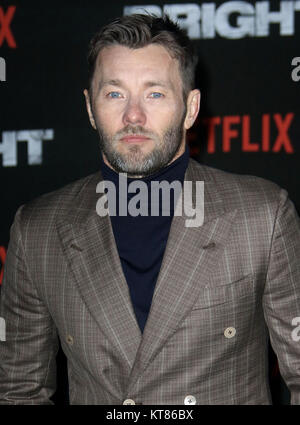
[83,89,97,130]
[184,89,201,130]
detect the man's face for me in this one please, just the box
[84,44,199,177]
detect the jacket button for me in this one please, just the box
[184,395,196,405]
[224,327,236,338]
[123,399,135,405]
[66,335,74,345]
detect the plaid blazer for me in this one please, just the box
[0,158,299,405]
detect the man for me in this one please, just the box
[0,14,299,405]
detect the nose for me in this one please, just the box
[122,98,146,127]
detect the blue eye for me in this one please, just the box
[150,92,163,98]
[108,91,121,98]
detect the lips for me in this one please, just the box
[120,135,150,143]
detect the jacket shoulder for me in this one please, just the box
[188,158,284,209]
[17,171,102,225]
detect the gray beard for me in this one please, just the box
[96,117,186,178]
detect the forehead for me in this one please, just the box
[94,44,182,87]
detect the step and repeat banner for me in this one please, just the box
[0,0,299,404]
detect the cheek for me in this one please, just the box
[93,103,122,133]
[146,101,183,126]
[151,106,185,133]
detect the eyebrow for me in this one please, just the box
[99,79,172,90]
[99,79,122,89]
[144,81,171,89]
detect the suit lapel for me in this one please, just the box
[126,160,237,394]
[57,172,142,372]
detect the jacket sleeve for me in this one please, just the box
[262,188,300,405]
[0,205,59,404]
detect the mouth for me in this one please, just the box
[120,135,151,143]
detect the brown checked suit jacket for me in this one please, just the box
[0,158,300,405]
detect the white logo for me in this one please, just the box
[291,317,300,342]
[0,317,5,342]
[96,174,205,227]
[291,57,300,81]
[124,1,300,39]
[0,129,54,167]
[0,57,5,81]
